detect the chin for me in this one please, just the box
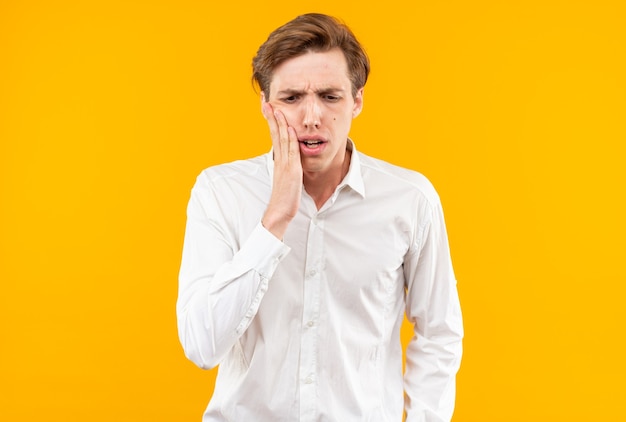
[301,161,326,173]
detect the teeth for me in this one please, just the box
[303,141,322,147]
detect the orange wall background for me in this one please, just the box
[1,1,625,420]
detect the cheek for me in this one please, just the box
[276,108,299,126]
[330,114,352,127]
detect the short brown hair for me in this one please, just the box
[252,13,370,99]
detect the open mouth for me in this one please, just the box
[301,140,324,147]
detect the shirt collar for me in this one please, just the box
[265,138,366,199]
[339,139,366,198]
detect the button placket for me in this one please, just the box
[299,214,324,421]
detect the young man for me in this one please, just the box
[177,13,463,422]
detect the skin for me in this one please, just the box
[261,48,364,240]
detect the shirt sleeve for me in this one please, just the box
[176,172,290,370]
[403,197,464,422]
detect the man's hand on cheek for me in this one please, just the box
[261,99,303,240]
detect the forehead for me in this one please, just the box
[269,48,350,92]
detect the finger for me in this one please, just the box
[287,126,300,159]
[262,102,280,148]
[274,109,291,159]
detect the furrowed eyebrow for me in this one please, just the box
[277,87,346,97]
[317,88,344,96]
[276,89,306,97]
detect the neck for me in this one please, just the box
[303,148,352,210]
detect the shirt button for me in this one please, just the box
[308,269,317,277]
[304,377,313,384]
[307,320,315,327]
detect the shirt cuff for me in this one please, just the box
[231,222,291,279]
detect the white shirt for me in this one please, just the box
[177,141,463,422]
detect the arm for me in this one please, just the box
[177,180,291,369]
[176,101,302,370]
[403,199,464,421]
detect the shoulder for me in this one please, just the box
[187,154,270,216]
[196,154,268,186]
[357,151,441,206]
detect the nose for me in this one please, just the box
[302,97,321,129]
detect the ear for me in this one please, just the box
[260,92,268,116]
[352,88,364,118]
